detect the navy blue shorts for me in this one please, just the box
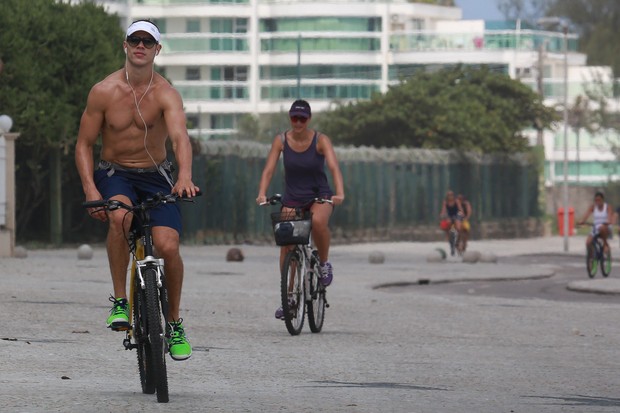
[94,167,182,234]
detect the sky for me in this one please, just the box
[454,0,504,20]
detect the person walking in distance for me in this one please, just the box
[75,20,199,361]
[256,99,345,320]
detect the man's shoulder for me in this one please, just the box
[90,70,125,96]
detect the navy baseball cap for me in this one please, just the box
[289,99,311,118]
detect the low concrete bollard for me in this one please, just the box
[226,247,244,262]
[14,246,27,259]
[368,251,385,264]
[479,252,498,263]
[462,250,481,264]
[77,244,94,260]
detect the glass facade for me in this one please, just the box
[260,65,381,80]
[261,84,379,100]
[260,17,381,32]
[390,31,578,53]
[389,63,509,80]
[161,36,248,52]
[176,84,249,100]
[261,37,380,52]
[137,0,247,4]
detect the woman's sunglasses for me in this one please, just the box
[290,116,308,123]
[126,36,158,49]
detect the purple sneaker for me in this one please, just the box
[319,262,333,287]
[275,299,297,320]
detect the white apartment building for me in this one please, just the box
[93,0,618,186]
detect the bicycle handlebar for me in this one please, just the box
[83,191,202,212]
[259,194,333,207]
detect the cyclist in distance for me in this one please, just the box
[457,193,472,251]
[256,99,345,319]
[439,190,464,243]
[578,191,614,253]
[75,20,199,361]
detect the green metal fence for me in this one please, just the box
[180,141,541,243]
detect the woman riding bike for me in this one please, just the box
[578,191,614,253]
[256,99,345,320]
[439,190,465,253]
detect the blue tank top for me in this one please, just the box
[446,202,459,217]
[281,130,334,206]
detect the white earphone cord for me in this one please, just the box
[125,68,174,189]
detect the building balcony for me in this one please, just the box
[390,29,578,53]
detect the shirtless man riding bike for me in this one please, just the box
[75,20,199,361]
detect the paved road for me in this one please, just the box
[2,237,620,412]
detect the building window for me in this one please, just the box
[186,67,201,81]
[211,114,235,130]
[152,18,166,34]
[187,19,201,33]
[260,17,381,32]
[211,18,248,33]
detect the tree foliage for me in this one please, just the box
[317,66,557,153]
[0,0,124,240]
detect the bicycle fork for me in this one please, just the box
[123,258,169,351]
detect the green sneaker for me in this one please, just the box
[167,319,192,361]
[106,296,130,331]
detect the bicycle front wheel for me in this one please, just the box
[307,258,326,333]
[586,245,597,278]
[449,229,457,256]
[133,267,155,395]
[601,247,612,277]
[144,267,169,403]
[281,248,305,336]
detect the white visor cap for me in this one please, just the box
[126,21,161,43]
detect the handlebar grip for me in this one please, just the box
[82,200,107,209]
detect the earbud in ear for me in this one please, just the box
[124,47,127,54]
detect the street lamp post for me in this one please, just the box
[538,17,570,252]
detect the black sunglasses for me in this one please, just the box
[126,35,158,49]
[290,116,308,123]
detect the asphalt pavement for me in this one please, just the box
[2,236,620,412]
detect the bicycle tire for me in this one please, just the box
[281,248,305,336]
[586,245,597,278]
[601,247,612,277]
[306,258,326,333]
[144,267,169,403]
[449,229,457,256]
[133,268,156,394]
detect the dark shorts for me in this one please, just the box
[448,214,463,222]
[94,166,182,234]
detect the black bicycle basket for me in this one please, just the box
[270,210,312,246]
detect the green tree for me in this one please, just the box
[0,0,124,242]
[235,111,291,143]
[318,66,557,153]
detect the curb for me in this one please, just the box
[373,268,556,290]
[566,279,620,295]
